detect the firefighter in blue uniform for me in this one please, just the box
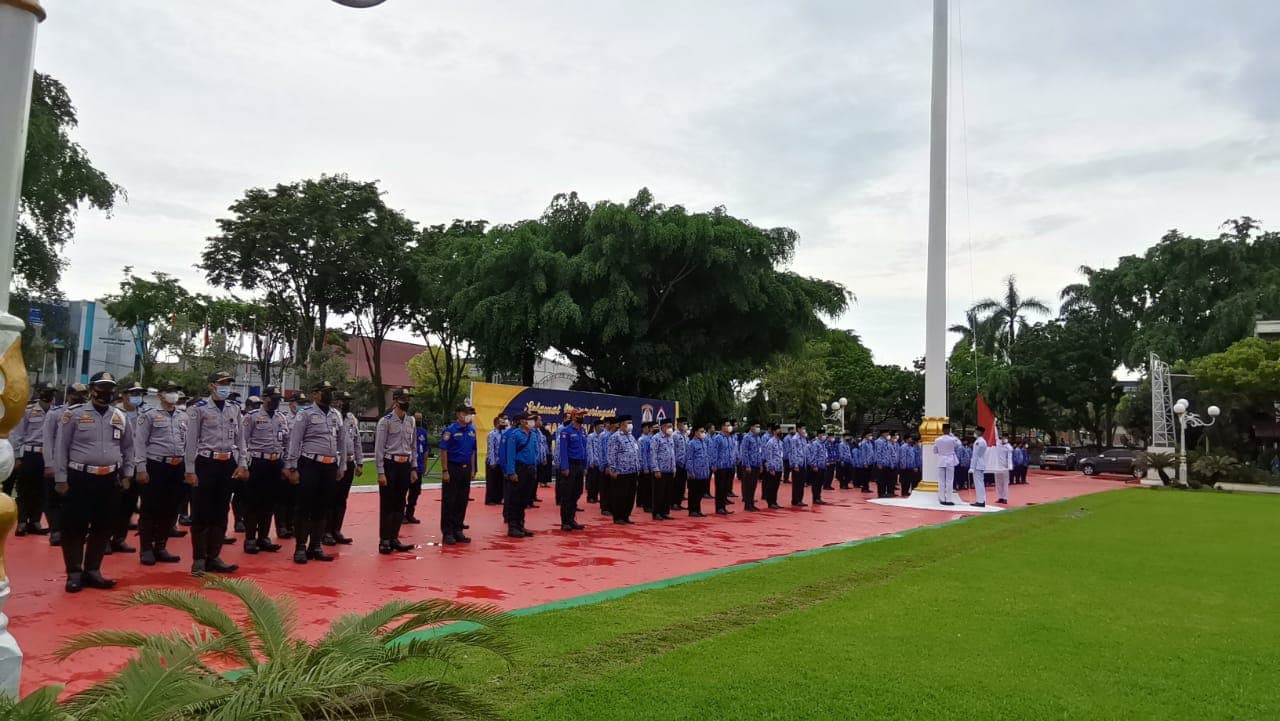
[439,404,477,544]
[556,410,588,531]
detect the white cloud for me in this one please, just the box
[32,0,1280,369]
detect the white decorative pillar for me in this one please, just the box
[0,0,43,698]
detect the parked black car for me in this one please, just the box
[1077,448,1142,478]
[1039,445,1077,471]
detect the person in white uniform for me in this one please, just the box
[932,423,961,506]
[993,436,1013,505]
[969,426,989,508]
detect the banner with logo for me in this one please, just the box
[470,381,678,467]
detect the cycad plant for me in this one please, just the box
[1191,454,1239,488]
[1136,451,1178,486]
[0,686,71,721]
[52,577,514,721]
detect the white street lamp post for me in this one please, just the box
[1173,399,1220,486]
[820,398,848,434]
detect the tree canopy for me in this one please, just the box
[18,72,122,294]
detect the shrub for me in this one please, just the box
[1191,454,1239,486]
[1136,451,1178,486]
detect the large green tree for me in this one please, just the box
[102,268,193,376]
[1187,337,1280,455]
[969,275,1051,359]
[1081,217,1280,369]
[457,189,849,396]
[202,174,383,362]
[18,72,122,294]
[410,220,486,410]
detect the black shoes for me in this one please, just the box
[207,558,239,573]
[391,540,414,552]
[222,536,236,545]
[169,525,187,538]
[257,541,281,553]
[140,549,157,566]
[404,515,422,525]
[65,573,82,593]
[83,571,117,590]
[322,534,337,547]
[178,514,192,527]
[568,522,584,531]
[443,535,458,546]
[715,508,733,516]
[689,511,706,518]
[455,534,473,543]
[234,519,246,533]
[744,505,760,512]
[813,500,830,506]
[333,533,353,544]
[191,560,207,577]
[277,529,294,539]
[111,541,136,554]
[307,549,335,562]
[940,501,955,506]
[508,527,531,538]
[155,548,181,563]
[997,499,1009,505]
[792,502,808,508]
[49,531,61,546]
[379,541,393,555]
[970,502,986,508]
[768,503,783,510]
[294,550,309,564]
[244,540,260,555]
[612,518,634,525]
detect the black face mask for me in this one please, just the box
[339,402,351,415]
[319,390,334,406]
[91,388,113,406]
[397,400,409,411]
[39,393,54,404]
[268,398,280,412]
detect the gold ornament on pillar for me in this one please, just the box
[0,1,45,22]
[0,313,28,582]
[914,416,949,493]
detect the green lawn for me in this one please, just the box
[406,489,1280,720]
[352,459,444,486]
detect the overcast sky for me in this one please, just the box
[32,0,1280,368]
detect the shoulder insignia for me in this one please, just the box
[442,432,452,440]
[194,400,208,407]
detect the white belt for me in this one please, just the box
[303,453,338,465]
[69,462,118,476]
[22,444,43,453]
[148,455,184,465]
[384,454,411,464]
[198,451,234,461]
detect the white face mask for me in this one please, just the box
[463,414,475,424]
[725,426,734,434]
[623,422,633,433]
[161,392,179,405]
[524,419,536,429]
[214,386,231,400]
[663,427,673,436]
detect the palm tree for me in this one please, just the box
[971,275,1052,351]
[54,578,515,721]
[1058,266,1098,317]
[948,308,1001,356]
[0,686,70,721]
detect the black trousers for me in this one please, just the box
[485,464,504,504]
[651,470,671,517]
[585,465,600,503]
[139,459,185,552]
[790,467,808,505]
[672,467,687,507]
[984,472,995,487]
[558,461,585,524]
[503,463,534,529]
[111,472,141,545]
[608,471,637,522]
[327,461,356,537]
[713,468,733,511]
[739,467,759,507]
[687,475,709,514]
[761,470,781,506]
[192,457,236,562]
[231,476,245,526]
[244,458,284,543]
[782,459,791,485]
[295,457,338,552]
[837,463,851,489]
[44,468,62,534]
[537,461,552,489]
[956,465,970,490]
[380,460,411,541]
[875,466,896,498]
[61,469,118,574]
[899,469,915,497]
[822,464,835,490]
[275,479,296,536]
[16,452,45,527]
[405,468,423,517]
[811,467,825,503]
[442,461,471,537]
[637,471,653,511]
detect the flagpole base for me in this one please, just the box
[869,485,1005,513]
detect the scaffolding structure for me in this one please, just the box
[1150,352,1176,448]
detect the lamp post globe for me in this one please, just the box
[1208,405,1221,418]
[839,397,848,407]
[1173,401,1187,415]
[819,402,827,411]
[1176,398,1189,410]
[331,0,389,7]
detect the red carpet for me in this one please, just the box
[7,470,1123,695]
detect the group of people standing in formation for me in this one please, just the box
[7,371,433,593]
[5,372,1030,592]
[483,415,1028,537]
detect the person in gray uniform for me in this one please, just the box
[241,386,288,555]
[285,381,347,564]
[185,370,249,577]
[325,391,364,546]
[53,371,133,593]
[43,382,87,547]
[11,382,55,535]
[133,380,189,565]
[375,388,418,553]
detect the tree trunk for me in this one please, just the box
[315,307,329,352]
[371,337,386,415]
[521,345,535,387]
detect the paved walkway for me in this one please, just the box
[7,470,1125,695]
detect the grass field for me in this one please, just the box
[405,489,1280,720]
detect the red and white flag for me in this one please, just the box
[976,392,999,445]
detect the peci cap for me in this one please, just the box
[616,414,633,422]
[392,387,411,399]
[262,386,282,398]
[89,371,117,387]
[455,404,476,414]
[208,370,234,384]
